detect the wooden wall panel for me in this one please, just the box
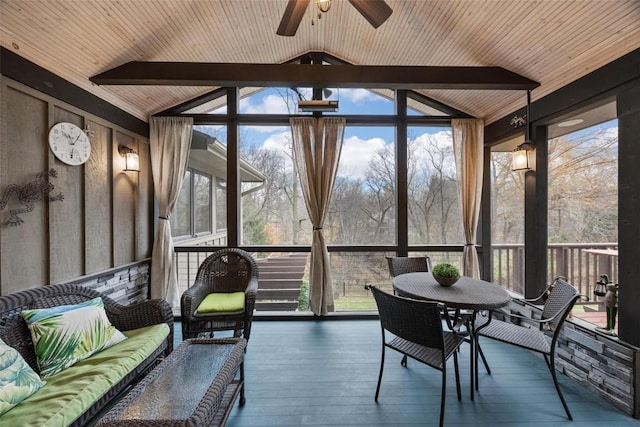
[85,120,113,272]
[0,85,49,294]
[0,77,152,295]
[136,140,153,259]
[49,107,84,283]
[113,131,136,265]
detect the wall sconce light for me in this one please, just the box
[512,90,535,171]
[118,145,140,172]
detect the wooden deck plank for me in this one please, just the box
[174,320,637,426]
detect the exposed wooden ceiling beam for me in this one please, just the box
[91,62,539,90]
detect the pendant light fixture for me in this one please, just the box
[512,90,534,171]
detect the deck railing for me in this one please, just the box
[492,242,618,297]
[173,242,617,317]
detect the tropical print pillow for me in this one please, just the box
[0,337,45,415]
[21,297,127,378]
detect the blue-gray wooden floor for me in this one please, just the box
[175,320,639,426]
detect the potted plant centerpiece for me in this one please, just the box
[431,262,461,287]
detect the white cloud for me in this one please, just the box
[411,129,452,150]
[603,126,618,140]
[338,136,387,180]
[244,126,453,181]
[261,131,295,173]
[340,88,380,104]
[262,131,292,152]
[240,93,293,115]
[409,130,456,174]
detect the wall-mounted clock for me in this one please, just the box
[48,122,91,166]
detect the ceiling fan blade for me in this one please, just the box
[277,0,311,36]
[348,0,393,28]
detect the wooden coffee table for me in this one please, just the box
[97,337,246,426]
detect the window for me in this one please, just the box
[170,169,213,238]
[407,126,463,245]
[170,170,191,238]
[216,178,227,232]
[323,89,394,115]
[194,173,211,234]
[239,124,310,245]
[547,118,618,330]
[490,141,525,294]
[173,83,472,313]
[327,126,395,245]
[240,87,298,114]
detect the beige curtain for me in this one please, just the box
[149,116,193,308]
[452,118,484,279]
[290,117,345,315]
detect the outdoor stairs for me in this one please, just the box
[255,253,308,311]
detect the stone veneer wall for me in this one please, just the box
[65,259,151,306]
[504,298,638,418]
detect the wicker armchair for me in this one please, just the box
[475,277,580,420]
[366,284,463,427]
[180,248,258,342]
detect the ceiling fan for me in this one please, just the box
[277,0,393,37]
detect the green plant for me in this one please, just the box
[431,263,460,280]
[297,280,310,311]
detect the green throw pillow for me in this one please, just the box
[21,297,127,378]
[0,337,46,415]
[196,292,245,315]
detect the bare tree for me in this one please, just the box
[490,152,525,244]
[407,133,461,244]
[548,126,617,243]
[362,145,395,243]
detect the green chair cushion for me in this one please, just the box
[0,323,169,426]
[195,292,245,315]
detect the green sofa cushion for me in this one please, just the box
[22,297,127,378]
[0,323,169,427]
[0,337,46,416]
[195,292,245,316]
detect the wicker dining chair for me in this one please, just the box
[386,255,489,373]
[386,256,431,367]
[180,248,258,343]
[475,276,580,420]
[386,255,432,278]
[366,284,464,427]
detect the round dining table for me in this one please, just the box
[391,272,511,400]
[392,272,511,311]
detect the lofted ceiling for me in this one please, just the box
[1,0,639,124]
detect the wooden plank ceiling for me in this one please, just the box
[1,0,639,124]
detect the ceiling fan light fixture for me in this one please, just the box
[316,0,332,13]
[277,0,391,36]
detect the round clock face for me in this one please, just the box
[48,122,91,166]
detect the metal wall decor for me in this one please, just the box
[0,169,64,226]
[510,114,527,128]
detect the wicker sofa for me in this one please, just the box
[0,283,174,427]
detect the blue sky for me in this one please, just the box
[197,87,452,180]
[196,89,618,182]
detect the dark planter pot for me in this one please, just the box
[434,275,458,287]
